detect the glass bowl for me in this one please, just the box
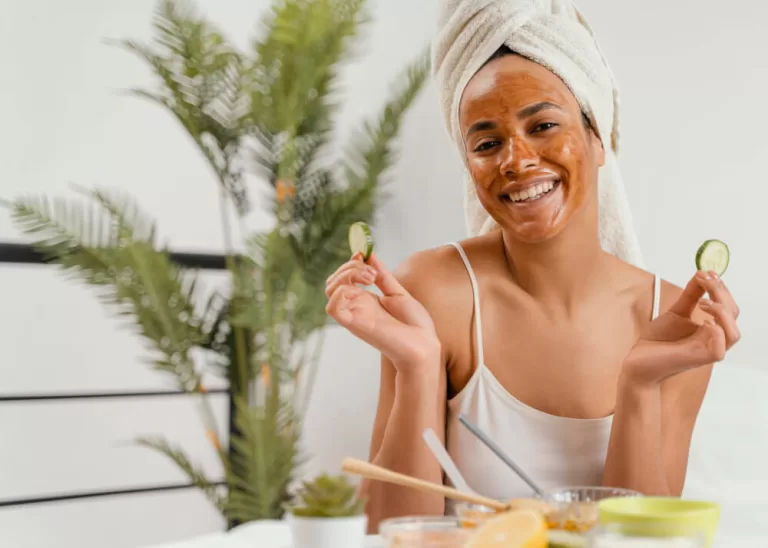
[378,516,472,547]
[543,486,642,533]
[453,502,500,528]
[453,497,553,529]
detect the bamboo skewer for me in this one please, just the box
[341,457,509,512]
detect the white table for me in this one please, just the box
[143,520,384,548]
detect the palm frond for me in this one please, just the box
[6,190,219,391]
[109,0,250,213]
[6,194,119,280]
[223,396,303,521]
[248,0,368,181]
[290,48,431,286]
[136,436,224,510]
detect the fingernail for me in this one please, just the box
[366,266,377,277]
[710,271,720,281]
[699,299,712,308]
[697,271,711,280]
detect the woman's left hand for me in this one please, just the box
[621,270,741,387]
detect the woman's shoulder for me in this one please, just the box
[391,243,468,300]
[614,259,687,319]
[391,234,498,297]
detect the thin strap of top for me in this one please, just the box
[449,242,663,367]
[450,242,485,366]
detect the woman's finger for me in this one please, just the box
[699,320,727,364]
[325,261,377,297]
[699,299,741,349]
[325,267,377,298]
[325,284,366,326]
[679,320,726,368]
[668,275,706,318]
[696,271,740,318]
[367,253,407,297]
[325,252,369,283]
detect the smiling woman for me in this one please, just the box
[323,0,742,535]
[460,46,603,244]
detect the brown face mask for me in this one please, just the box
[459,53,605,244]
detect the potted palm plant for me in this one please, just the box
[3,0,428,528]
[285,473,367,548]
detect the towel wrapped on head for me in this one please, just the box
[432,0,644,267]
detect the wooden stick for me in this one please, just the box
[341,457,508,512]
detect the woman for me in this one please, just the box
[325,3,741,533]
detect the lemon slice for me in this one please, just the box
[467,509,548,548]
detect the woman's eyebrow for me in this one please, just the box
[465,120,497,139]
[464,102,563,140]
[517,101,562,119]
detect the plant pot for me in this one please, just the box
[287,513,368,548]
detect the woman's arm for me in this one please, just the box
[603,273,738,495]
[325,250,453,533]
[602,365,712,496]
[361,354,447,533]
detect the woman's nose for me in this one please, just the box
[500,137,540,176]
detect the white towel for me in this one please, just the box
[432,0,644,267]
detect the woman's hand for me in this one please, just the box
[622,270,741,386]
[325,252,441,375]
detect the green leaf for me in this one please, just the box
[289,48,431,288]
[285,473,365,517]
[109,0,250,213]
[223,396,304,521]
[136,436,225,511]
[248,0,368,180]
[6,189,220,391]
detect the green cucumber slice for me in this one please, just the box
[548,529,587,548]
[695,239,729,276]
[348,221,374,261]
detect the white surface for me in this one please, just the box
[0,0,766,547]
[146,521,385,548]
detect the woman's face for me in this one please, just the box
[459,54,604,244]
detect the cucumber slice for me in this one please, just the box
[348,221,374,261]
[548,529,587,548]
[695,239,729,276]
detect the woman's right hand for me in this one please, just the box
[325,252,441,375]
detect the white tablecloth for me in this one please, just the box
[143,520,384,548]
[142,518,760,547]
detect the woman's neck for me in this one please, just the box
[501,224,615,312]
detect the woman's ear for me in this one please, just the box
[594,133,605,167]
[583,113,605,168]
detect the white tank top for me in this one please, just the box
[445,242,661,506]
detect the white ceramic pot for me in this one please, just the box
[287,513,368,548]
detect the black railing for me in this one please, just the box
[0,241,231,507]
[0,242,228,270]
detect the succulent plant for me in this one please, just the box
[286,473,366,518]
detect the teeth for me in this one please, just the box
[507,181,556,203]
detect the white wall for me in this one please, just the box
[0,1,765,547]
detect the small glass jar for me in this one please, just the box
[379,516,472,547]
[544,486,641,533]
[452,502,500,529]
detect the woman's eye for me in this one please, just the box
[474,140,500,152]
[531,122,558,133]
